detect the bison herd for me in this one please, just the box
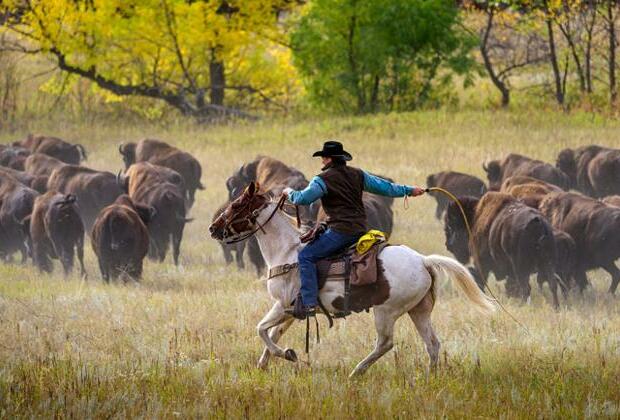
[431,147,620,307]
[0,136,201,281]
[1,134,619,307]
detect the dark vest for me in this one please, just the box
[318,163,366,235]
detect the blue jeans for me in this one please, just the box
[298,228,361,306]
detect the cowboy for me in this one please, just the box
[283,141,425,319]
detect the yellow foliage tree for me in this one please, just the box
[0,0,302,120]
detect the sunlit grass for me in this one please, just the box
[0,110,619,417]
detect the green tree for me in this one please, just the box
[291,0,477,113]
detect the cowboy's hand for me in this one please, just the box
[409,187,425,197]
[282,187,293,198]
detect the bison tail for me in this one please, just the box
[423,254,497,315]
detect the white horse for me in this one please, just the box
[209,182,496,377]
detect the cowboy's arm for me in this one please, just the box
[363,171,422,197]
[283,176,326,205]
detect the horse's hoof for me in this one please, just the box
[284,348,297,362]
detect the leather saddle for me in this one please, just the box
[316,242,391,316]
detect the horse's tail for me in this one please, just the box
[423,254,496,315]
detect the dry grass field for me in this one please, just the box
[0,110,619,418]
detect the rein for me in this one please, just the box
[223,195,287,244]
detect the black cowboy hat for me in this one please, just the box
[312,141,352,161]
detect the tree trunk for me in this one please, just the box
[209,59,225,106]
[480,10,510,107]
[608,0,617,103]
[584,3,596,93]
[546,17,565,106]
[346,10,365,113]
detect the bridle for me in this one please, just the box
[221,194,289,244]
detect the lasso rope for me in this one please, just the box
[422,187,531,335]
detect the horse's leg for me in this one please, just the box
[349,308,397,378]
[257,318,294,369]
[408,291,440,371]
[256,302,297,363]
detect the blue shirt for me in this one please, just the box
[287,172,414,205]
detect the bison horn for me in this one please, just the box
[176,213,194,223]
[116,170,128,192]
[118,143,125,155]
[482,161,490,172]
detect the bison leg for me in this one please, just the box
[234,242,246,270]
[172,226,184,266]
[59,247,75,277]
[76,236,87,279]
[33,244,53,273]
[573,270,589,293]
[602,262,620,294]
[350,307,397,378]
[98,259,110,282]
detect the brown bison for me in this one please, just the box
[24,153,66,177]
[28,192,85,276]
[0,145,29,170]
[483,153,570,191]
[0,175,39,262]
[13,135,86,164]
[47,165,123,231]
[539,192,620,294]
[119,139,204,206]
[555,145,618,197]
[226,156,319,226]
[602,195,620,207]
[0,167,47,193]
[426,171,487,218]
[502,178,563,209]
[444,192,559,305]
[91,195,153,281]
[118,163,191,265]
[212,201,266,275]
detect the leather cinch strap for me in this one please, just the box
[268,263,299,279]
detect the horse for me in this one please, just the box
[209,182,496,377]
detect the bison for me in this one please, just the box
[119,139,204,206]
[426,171,487,219]
[539,192,620,294]
[47,165,123,231]
[118,162,191,265]
[13,135,86,164]
[602,195,620,207]
[444,192,560,306]
[0,145,30,170]
[556,145,615,196]
[24,153,66,177]
[483,153,569,191]
[502,177,563,209]
[0,175,39,262]
[91,195,153,281]
[0,166,47,193]
[226,156,319,226]
[28,192,85,276]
